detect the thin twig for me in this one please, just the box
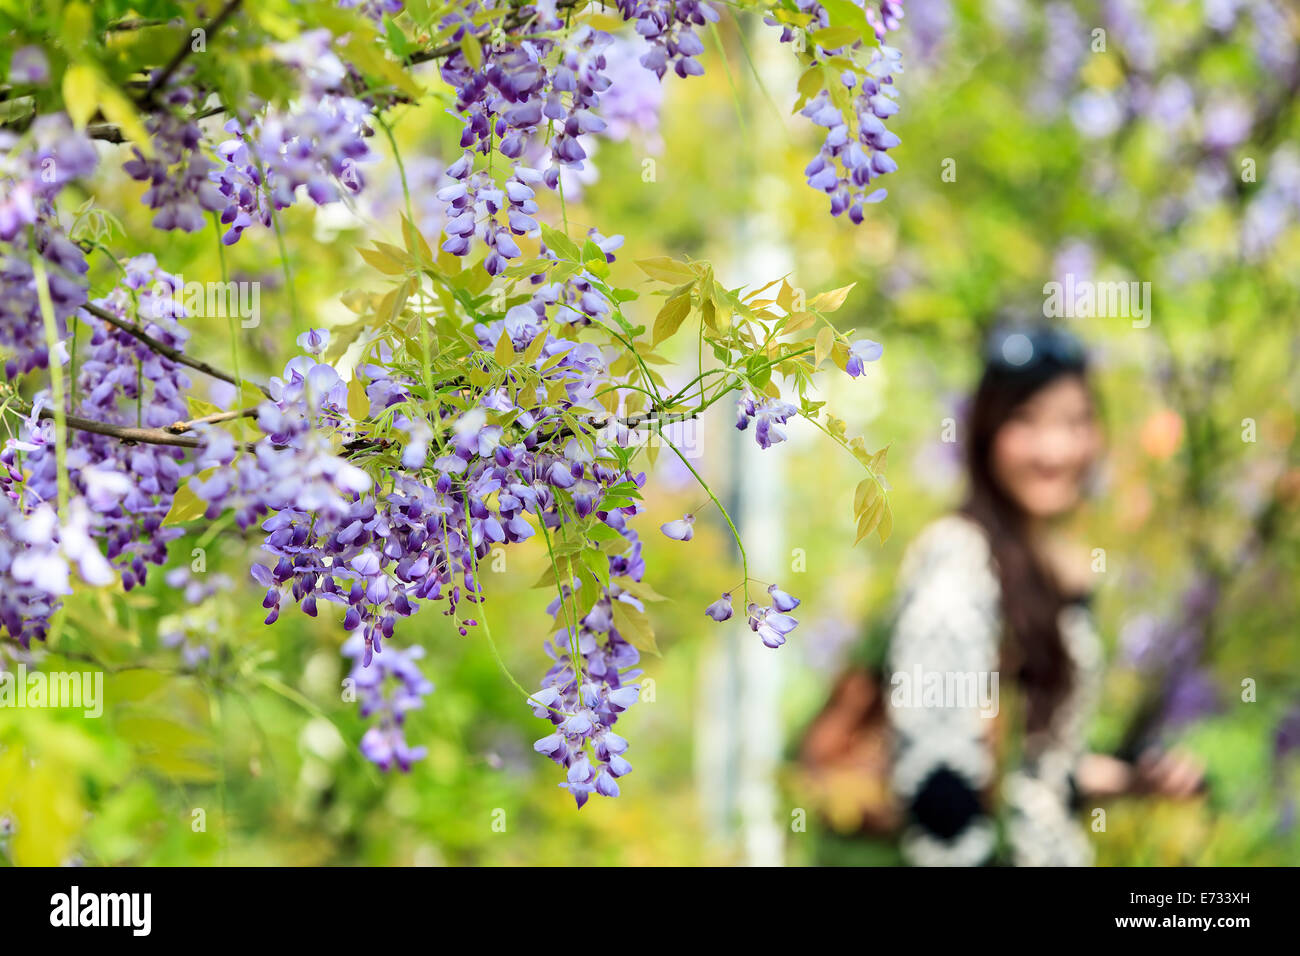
[165,406,260,434]
[76,0,585,142]
[80,302,271,398]
[35,407,204,448]
[140,0,244,106]
[405,0,584,66]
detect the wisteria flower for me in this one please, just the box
[705,592,734,622]
[846,339,883,377]
[660,514,695,541]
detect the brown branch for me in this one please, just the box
[35,407,204,449]
[164,406,260,434]
[80,302,272,399]
[14,402,262,452]
[105,17,173,33]
[18,391,697,457]
[87,104,226,143]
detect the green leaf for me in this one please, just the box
[580,547,610,590]
[461,31,483,69]
[615,576,668,603]
[635,256,697,284]
[540,223,582,262]
[812,26,860,49]
[384,15,413,57]
[819,0,877,46]
[612,600,659,655]
[164,476,210,526]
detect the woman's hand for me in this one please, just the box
[1132,747,1206,799]
[1076,750,1207,800]
[1076,753,1135,798]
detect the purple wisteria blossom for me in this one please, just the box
[660,514,695,540]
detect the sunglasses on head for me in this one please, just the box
[983,324,1087,376]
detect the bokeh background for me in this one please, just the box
[3,0,1299,865]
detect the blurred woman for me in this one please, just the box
[887,323,1202,866]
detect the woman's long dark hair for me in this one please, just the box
[960,325,1093,733]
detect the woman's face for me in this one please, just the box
[991,374,1101,519]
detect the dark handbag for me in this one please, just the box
[796,616,1015,837]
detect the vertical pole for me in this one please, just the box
[693,12,795,865]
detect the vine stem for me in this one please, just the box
[375,111,433,396]
[212,212,243,392]
[710,22,749,140]
[802,411,885,489]
[460,495,539,705]
[660,433,751,607]
[270,206,302,336]
[30,245,70,513]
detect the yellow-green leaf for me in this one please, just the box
[653,293,693,346]
[461,31,483,69]
[401,214,434,263]
[855,496,885,544]
[164,477,210,525]
[635,256,697,284]
[62,63,98,129]
[876,502,893,544]
[612,600,659,655]
[522,328,548,366]
[494,329,515,365]
[853,477,879,516]
[615,576,668,603]
[98,83,154,157]
[809,283,856,313]
[812,26,860,49]
[347,375,369,421]
[814,326,834,367]
[358,245,407,275]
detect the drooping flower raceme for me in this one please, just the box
[772,1,908,221]
[0,114,97,376]
[9,255,195,590]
